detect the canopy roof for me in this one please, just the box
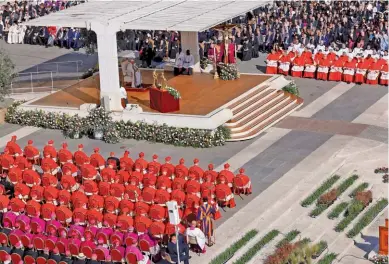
[24,0,270,32]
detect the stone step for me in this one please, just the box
[227,92,289,130]
[229,85,271,114]
[229,99,303,141]
[227,89,281,124]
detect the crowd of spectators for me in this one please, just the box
[200,1,389,62]
[2,1,387,70]
[0,1,85,48]
[116,1,389,67]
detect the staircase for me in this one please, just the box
[225,82,303,141]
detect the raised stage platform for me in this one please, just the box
[31,70,271,115]
[22,70,303,141]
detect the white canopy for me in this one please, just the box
[24,0,271,32]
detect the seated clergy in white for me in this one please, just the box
[174,48,185,76]
[186,220,206,252]
[182,49,194,75]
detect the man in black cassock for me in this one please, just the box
[24,244,38,259]
[0,240,11,254]
[11,242,24,259]
[241,37,253,61]
[60,251,73,264]
[49,248,62,263]
[169,37,180,60]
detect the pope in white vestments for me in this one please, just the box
[121,59,132,85]
[129,60,142,88]
[121,59,142,88]
[186,220,206,252]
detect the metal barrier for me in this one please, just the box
[10,60,85,95]
[10,70,81,95]
[15,60,84,75]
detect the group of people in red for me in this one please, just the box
[266,47,388,85]
[0,136,252,264]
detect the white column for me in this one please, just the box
[91,23,123,112]
[180,31,200,72]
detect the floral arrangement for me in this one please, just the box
[282,80,300,96]
[217,63,239,80]
[5,101,230,147]
[62,114,86,139]
[166,86,181,100]
[264,241,319,264]
[86,106,113,134]
[318,189,338,206]
[103,123,121,144]
[200,57,212,70]
[370,255,388,264]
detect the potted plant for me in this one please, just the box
[86,107,112,139]
[63,114,85,139]
[217,63,240,80]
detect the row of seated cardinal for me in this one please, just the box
[265,49,388,85]
[0,136,253,263]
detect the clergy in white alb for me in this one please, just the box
[186,220,206,251]
[182,49,194,75]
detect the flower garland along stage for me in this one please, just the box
[165,86,181,100]
[5,102,230,148]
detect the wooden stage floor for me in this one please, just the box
[31,70,271,115]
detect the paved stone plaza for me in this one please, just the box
[0,41,387,263]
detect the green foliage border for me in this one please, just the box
[301,175,341,207]
[209,229,258,264]
[5,101,231,148]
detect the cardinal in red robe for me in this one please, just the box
[380,63,388,86]
[266,49,280,74]
[303,56,316,78]
[314,51,324,65]
[328,58,344,82]
[300,48,312,60]
[354,58,370,84]
[343,57,357,83]
[317,55,331,81]
[291,55,305,77]
[327,50,337,62]
[278,51,291,76]
[209,43,223,63]
[366,59,382,85]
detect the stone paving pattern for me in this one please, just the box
[0,41,387,263]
